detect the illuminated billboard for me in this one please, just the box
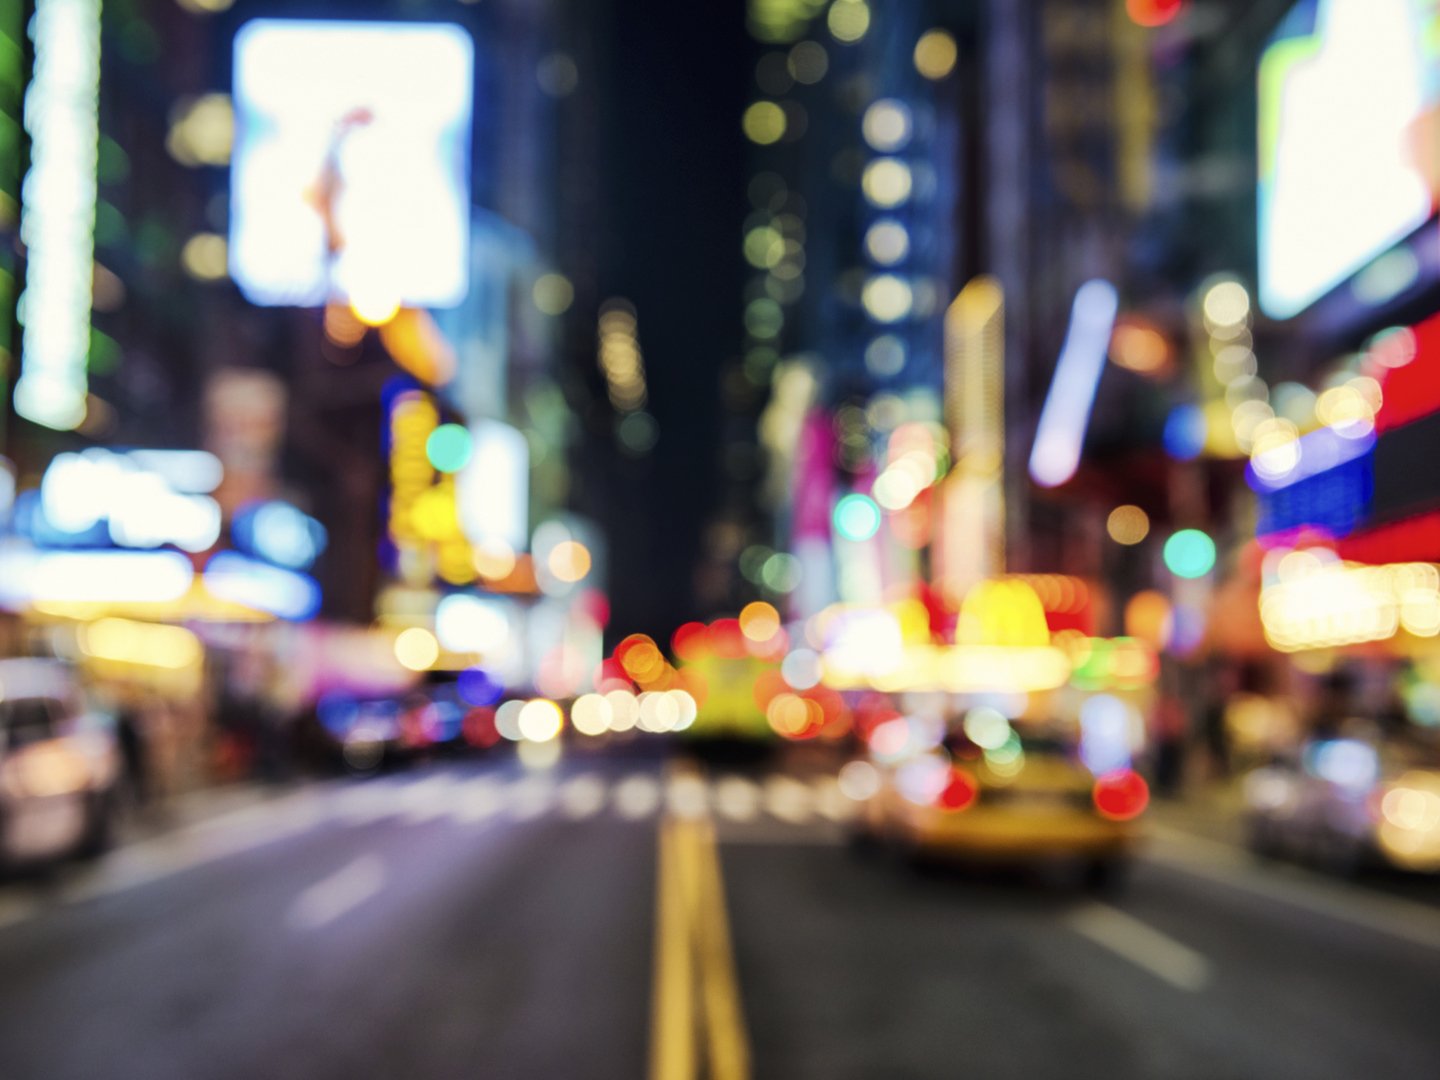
[229,20,474,310]
[1258,0,1439,319]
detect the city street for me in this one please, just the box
[3,0,1440,1076]
[1,755,1437,1079]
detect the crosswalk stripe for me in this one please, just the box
[400,776,457,823]
[762,776,814,824]
[451,778,506,823]
[509,777,556,821]
[614,775,663,820]
[560,774,608,819]
[319,771,857,828]
[713,777,761,822]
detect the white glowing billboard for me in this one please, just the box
[1258,0,1438,318]
[229,20,474,310]
[457,420,529,553]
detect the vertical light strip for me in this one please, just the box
[15,0,101,431]
[938,275,1005,602]
[1028,279,1119,488]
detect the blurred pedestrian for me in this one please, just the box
[1203,665,1239,779]
[1151,695,1188,796]
[116,705,148,807]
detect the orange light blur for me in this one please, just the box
[765,693,824,738]
[672,622,709,661]
[1007,573,1090,614]
[670,665,710,709]
[324,302,367,346]
[1125,0,1182,28]
[1109,318,1172,375]
[379,308,458,386]
[752,669,789,713]
[747,626,790,662]
[739,601,781,642]
[617,634,667,683]
[547,540,592,583]
[1124,590,1173,651]
[473,539,518,581]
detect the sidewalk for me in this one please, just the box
[0,778,323,930]
[115,779,311,849]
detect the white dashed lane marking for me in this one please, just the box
[286,855,387,931]
[1068,902,1211,992]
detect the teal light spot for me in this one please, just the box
[1163,529,1216,579]
[426,424,472,472]
[834,494,881,541]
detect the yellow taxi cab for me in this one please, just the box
[844,708,1148,885]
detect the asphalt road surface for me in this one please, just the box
[0,753,1436,1079]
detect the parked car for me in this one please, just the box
[0,659,120,865]
[1244,736,1440,874]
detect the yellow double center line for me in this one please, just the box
[649,792,750,1080]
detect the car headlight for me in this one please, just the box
[1381,783,1440,833]
[2,741,93,798]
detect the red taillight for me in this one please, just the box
[1093,769,1149,820]
[937,768,979,812]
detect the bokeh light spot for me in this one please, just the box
[532,273,574,315]
[740,601,782,642]
[834,494,881,540]
[1126,0,1183,28]
[1163,403,1207,460]
[395,627,439,671]
[861,99,912,153]
[913,29,957,79]
[1164,529,1216,578]
[787,41,829,84]
[1203,279,1250,329]
[743,101,787,144]
[426,424,473,472]
[861,158,912,208]
[828,0,870,43]
[518,699,563,742]
[547,540,592,583]
[1107,505,1150,545]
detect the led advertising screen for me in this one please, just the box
[229,20,474,310]
[1258,0,1439,319]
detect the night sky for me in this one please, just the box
[594,0,752,642]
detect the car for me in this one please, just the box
[0,659,121,866]
[844,710,1149,886]
[1244,737,1440,874]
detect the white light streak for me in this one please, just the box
[0,549,195,608]
[1028,280,1119,488]
[15,0,102,431]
